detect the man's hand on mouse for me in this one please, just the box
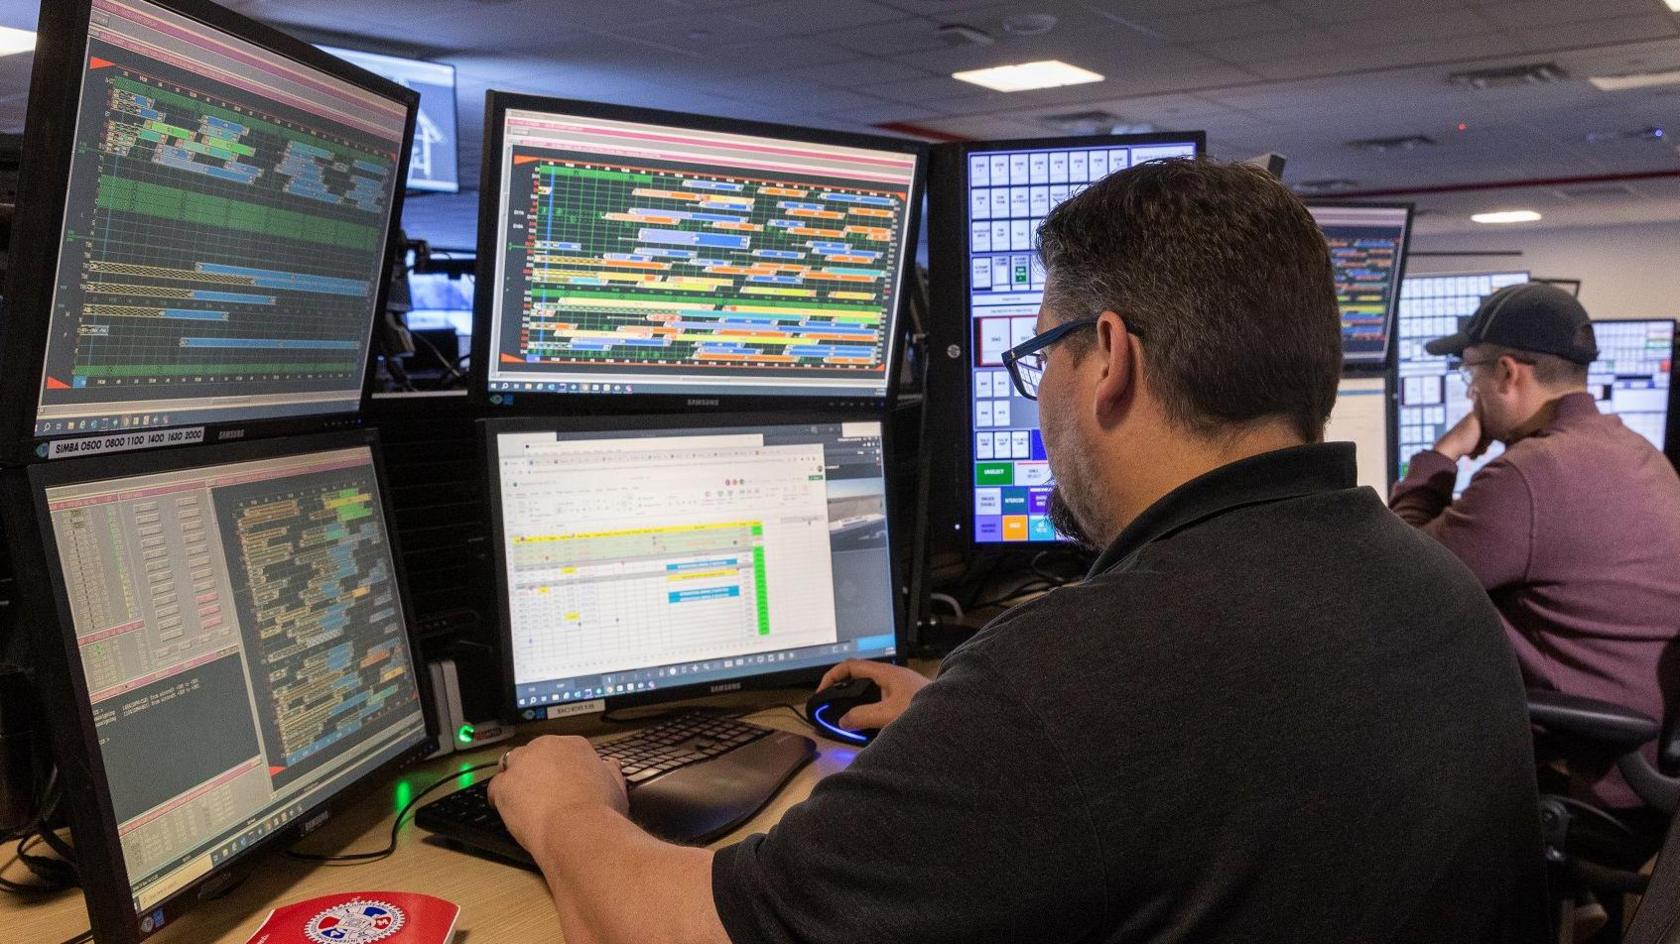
[817,659,929,732]
[488,735,628,856]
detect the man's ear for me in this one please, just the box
[1496,354,1524,393]
[1091,310,1136,421]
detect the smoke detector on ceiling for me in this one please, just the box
[936,23,994,47]
[1345,134,1437,152]
[1446,62,1568,89]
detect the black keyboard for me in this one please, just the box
[416,713,816,864]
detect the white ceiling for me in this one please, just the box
[3,0,1680,248]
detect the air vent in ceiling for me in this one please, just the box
[1551,183,1636,200]
[1346,135,1437,153]
[1002,14,1058,36]
[1294,179,1361,194]
[1584,126,1666,144]
[936,23,994,47]
[1447,62,1567,89]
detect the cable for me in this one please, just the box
[57,931,92,944]
[928,592,965,621]
[282,762,497,865]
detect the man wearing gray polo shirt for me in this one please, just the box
[1391,282,1680,808]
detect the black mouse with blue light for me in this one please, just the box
[805,678,883,745]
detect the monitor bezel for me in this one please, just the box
[468,91,927,415]
[3,428,437,944]
[1303,199,1416,372]
[924,131,1208,553]
[479,411,907,725]
[0,0,421,465]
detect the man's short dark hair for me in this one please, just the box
[1480,343,1590,388]
[1036,157,1343,442]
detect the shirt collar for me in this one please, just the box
[1087,442,1358,578]
[1548,391,1599,426]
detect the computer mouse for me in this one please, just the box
[805,678,883,745]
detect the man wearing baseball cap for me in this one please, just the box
[1390,281,1680,809]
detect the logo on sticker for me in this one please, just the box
[304,900,405,943]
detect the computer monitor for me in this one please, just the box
[0,0,418,462]
[473,94,925,408]
[6,430,432,944]
[316,45,458,193]
[1325,375,1394,495]
[484,415,901,719]
[924,132,1204,547]
[1393,271,1529,490]
[1305,202,1413,368]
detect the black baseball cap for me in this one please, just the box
[1424,282,1599,364]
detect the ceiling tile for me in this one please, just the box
[720,0,907,35]
[1130,3,1311,44]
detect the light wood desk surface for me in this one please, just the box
[0,689,877,944]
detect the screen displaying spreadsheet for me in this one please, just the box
[489,419,897,710]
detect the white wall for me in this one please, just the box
[1409,220,1680,321]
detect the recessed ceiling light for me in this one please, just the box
[1589,68,1680,91]
[1665,0,1680,11]
[952,60,1103,93]
[1471,210,1543,224]
[0,27,35,57]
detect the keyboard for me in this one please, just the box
[415,713,815,864]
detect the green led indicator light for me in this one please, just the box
[457,724,474,744]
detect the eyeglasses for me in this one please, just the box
[1456,355,1533,385]
[1000,316,1140,400]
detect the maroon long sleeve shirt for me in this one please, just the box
[1391,392,1680,807]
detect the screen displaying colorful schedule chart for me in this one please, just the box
[485,416,899,717]
[478,95,924,402]
[963,134,1201,544]
[1305,202,1413,367]
[7,0,415,443]
[16,431,431,944]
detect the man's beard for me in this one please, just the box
[1046,485,1098,550]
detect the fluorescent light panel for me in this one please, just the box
[1472,210,1543,224]
[1589,68,1680,92]
[952,59,1103,93]
[0,26,34,57]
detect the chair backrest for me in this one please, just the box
[1626,804,1680,944]
[1662,710,1680,778]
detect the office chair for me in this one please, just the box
[1529,691,1679,943]
[1625,799,1680,944]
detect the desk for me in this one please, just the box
[0,694,862,943]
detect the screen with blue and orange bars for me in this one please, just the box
[33,0,410,437]
[1306,203,1411,366]
[967,139,1198,544]
[485,107,920,399]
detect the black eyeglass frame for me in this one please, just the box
[1001,316,1142,399]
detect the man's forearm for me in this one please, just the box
[531,805,731,944]
[1389,449,1458,526]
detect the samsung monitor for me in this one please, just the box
[1325,375,1394,495]
[925,131,1204,547]
[1305,202,1413,368]
[5,429,432,944]
[473,94,925,409]
[484,415,901,719]
[1,0,418,463]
